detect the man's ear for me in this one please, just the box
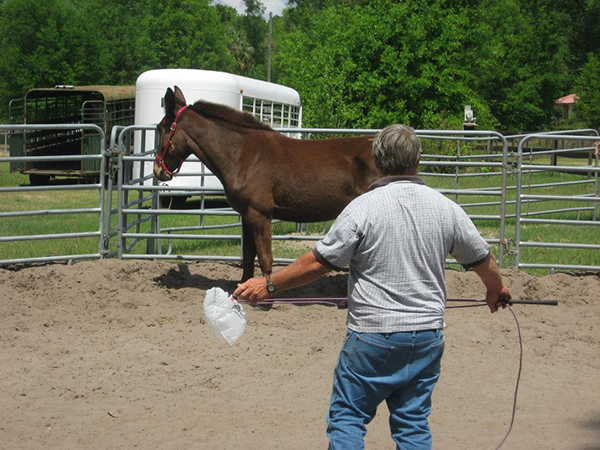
[173,86,187,107]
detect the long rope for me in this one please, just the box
[495,304,522,450]
[242,296,523,449]
[441,299,523,449]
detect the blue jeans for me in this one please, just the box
[327,328,445,450]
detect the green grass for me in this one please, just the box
[0,164,104,260]
[1,151,599,273]
[423,153,600,272]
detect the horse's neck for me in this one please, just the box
[185,119,242,182]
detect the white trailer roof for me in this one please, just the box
[136,69,301,106]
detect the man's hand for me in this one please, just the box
[486,285,512,313]
[472,253,511,313]
[233,277,269,305]
[232,250,332,306]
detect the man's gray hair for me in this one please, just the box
[372,124,421,175]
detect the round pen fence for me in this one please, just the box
[0,124,107,265]
[1,123,598,273]
[514,133,600,271]
[105,126,510,268]
[108,125,243,263]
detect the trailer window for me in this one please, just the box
[242,96,301,128]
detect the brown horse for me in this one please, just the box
[154,86,381,281]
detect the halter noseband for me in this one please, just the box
[155,105,189,178]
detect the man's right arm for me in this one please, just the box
[472,253,512,313]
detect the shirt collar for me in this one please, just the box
[368,175,426,191]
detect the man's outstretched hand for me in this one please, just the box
[233,277,269,305]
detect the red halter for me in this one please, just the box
[155,105,189,178]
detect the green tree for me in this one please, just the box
[228,26,255,73]
[80,0,147,85]
[276,0,572,131]
[216,3,258,76]
[531,0,600,67]
[0,0,108,114]
[573,53,600,130]
[136,0,236,73]
[468,0,571,131]
[277,0,490,129]
[0,0,588,130]
[241,0,269,79]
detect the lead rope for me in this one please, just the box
[495,304,522,450]
[445,299,522,449]
[244,296,523,449]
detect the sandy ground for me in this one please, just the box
[1,259,599,450]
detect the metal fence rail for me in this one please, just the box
[514,133,600,271]
[107,127,510,267]
[2,122,599,273]
[108,126,235,260]
[0,124,106,265]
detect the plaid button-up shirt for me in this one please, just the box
[314,176,490,333]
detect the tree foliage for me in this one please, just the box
[574,53,600,130]
[135,0,235,73]
[0,0,107,100]
[0,0,597,131]
[276,0,574,130]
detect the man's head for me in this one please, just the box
[372,124,421,176]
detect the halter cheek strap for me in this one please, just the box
[155,105,189,177]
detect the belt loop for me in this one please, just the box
[411,331,417,338]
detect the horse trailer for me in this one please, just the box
[134,69,302,204]
[9,85,135,184]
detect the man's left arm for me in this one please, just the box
[233,250,331,304]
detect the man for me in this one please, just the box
[234,124,511,450]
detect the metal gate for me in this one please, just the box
[2,123,599,272]
[514,132,600,271]
[0,124,107,265]
[106,127,511,268]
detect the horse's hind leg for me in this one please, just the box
[241,219,257,282]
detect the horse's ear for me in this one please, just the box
[164,87,176,120]
[173,86,187,107]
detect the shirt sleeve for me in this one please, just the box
[449,203,491,269]
[314,204,362,271]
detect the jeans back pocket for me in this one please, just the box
[424,338,445,376]
[347,334,394,377]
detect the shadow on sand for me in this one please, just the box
[154,262,350,302]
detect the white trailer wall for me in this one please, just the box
[134,69,302,191]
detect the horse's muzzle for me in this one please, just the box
[154,162,173,182]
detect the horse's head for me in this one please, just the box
[154,86,192,182]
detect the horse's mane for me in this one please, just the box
[189,100,275,132]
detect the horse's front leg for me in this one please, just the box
[241,218,257,282]
[244,209,273,279]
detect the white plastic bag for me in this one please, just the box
[203,287,247,346]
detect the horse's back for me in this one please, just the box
[274,134,377,177]
[269,134,381,222]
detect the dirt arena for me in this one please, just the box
[1,259,599,450]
